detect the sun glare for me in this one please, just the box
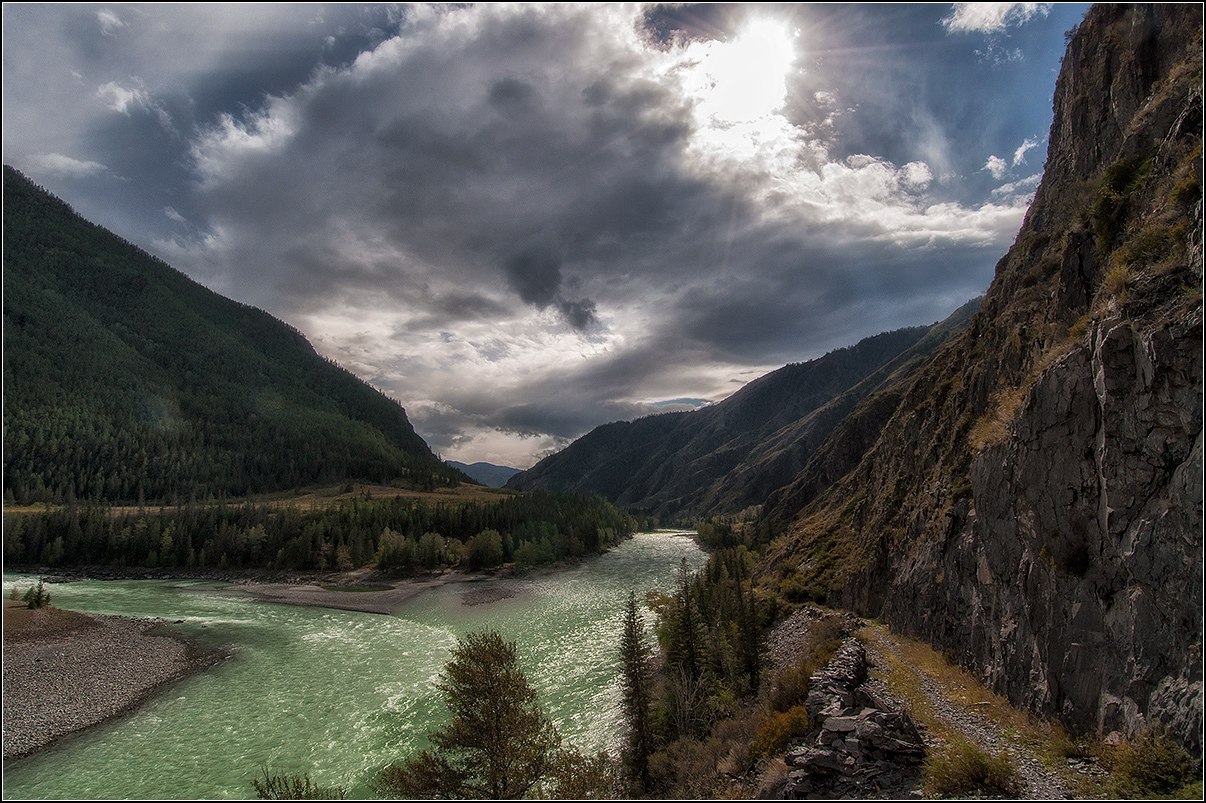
[688,18,798,124]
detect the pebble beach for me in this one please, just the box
[2,605,225,760]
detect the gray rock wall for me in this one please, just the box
[932,310,1202,749]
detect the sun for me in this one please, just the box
[686,17,798,125]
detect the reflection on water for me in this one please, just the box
[2,532,704,799]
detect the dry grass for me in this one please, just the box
[3,482,518,517]
[968,331,1083,453]
[968,384,1028,451]
[860,624,1082,787]
[923,738,1021,798]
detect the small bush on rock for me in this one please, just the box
[1104,729,1201,799]
[922,739,1020,798]
[751,706,809,759]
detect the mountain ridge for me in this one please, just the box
[3,166,468,504]
[446,461,521,488]
[508,302,979,519]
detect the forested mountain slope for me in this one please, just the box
[508,310,977,519]
[760,4,1202,750]
[3,167,467,504]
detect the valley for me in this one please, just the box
[2,3,1202,801]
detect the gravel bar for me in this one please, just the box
[3,612,226,760]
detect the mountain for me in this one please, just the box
[446,461,521,488]
[508,303,978,519]
[2,166,467,504]
[759,5,1202,749]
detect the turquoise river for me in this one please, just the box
[2,531,705,799]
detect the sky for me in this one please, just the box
[3,2,1091,468]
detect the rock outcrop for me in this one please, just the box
[762,4,1202,751]
[782,638,925,799]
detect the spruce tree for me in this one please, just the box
[618,591,654,792]
[377,629,562,799]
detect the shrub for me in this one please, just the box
[1169,173,1201,208]
[250,770,347,800]
[923,739,1020,798]
[1112,222,1187,273]
[1091,156,1152,250]
[22,578,50,609]
[1105,729,1201,798]
[751,706,810,759]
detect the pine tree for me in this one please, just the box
[377,630,562,799]
[667,558,702,680]
[618,591,655,793]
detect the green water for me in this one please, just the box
[2,532,704,800]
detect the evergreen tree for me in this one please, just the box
[666,558,702,680]
[377,630,562,799]
[618,591,655,793]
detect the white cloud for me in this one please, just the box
[900,161,934,191]
[95,79,176,134]
[991,172,1042,199]
[96,81,148,113]
[941,3,1053,34]
[164,206,187,224]
[27,152,108,178]
[97,9,125,35]
[1012,137,1039,166]
[983,155,1008,179]
[190,98,300,188]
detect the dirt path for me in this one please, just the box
[862,629,1072,800]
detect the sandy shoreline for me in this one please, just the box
[2,605,227,761]
[236,574,460,614]
[234,571,520,614]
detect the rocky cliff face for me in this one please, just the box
[763,4,1202,749]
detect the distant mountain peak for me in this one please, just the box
[445,461,522,488]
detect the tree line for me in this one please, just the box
[2,491,634,572]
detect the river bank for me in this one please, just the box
[235,572,488,614]
[2,600,227,760]
[7,565,504,615]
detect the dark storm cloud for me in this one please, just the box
[488,77,539,114]
[2,3,1090,466]
[556,298,599,332]
[504,248,562,308]
[640,3,740,46]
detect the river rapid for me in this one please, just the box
[2,531,704,799]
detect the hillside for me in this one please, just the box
[509,303,977,520]
[2,167,467,504]
[760,4,1202,750]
